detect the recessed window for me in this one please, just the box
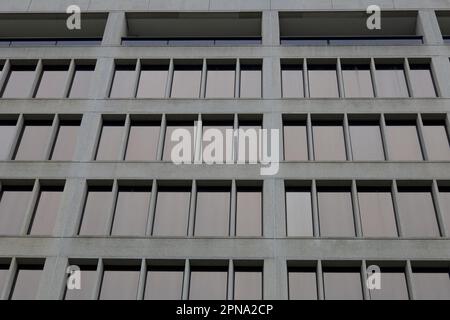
[323,267,363,300]
[152,185,191,236]
[35,64,69,98]
[95,119,125,161]
[194,186,231,237]
[368,266,408,300]
[0,119,17,160]
[28,185,64,236]
[109,64,136,98]
[375,63,409,98]
[396,186,440,237]
[10,263,43,300]
[189,267,228,300]
[137,63,168,98]
[281,63,304,98]
[2,64,36,98]
[438,186,450,233]
[385,120,423,161]
[421,119,450,160]
[357,186,398,237]
[171,64,202,98]
[50,120,81,161]
[236,186,262,237]
[0,185,33,235]
[14,119,53,161]
[144,266,184,300]
[349,120,385,160]
[285,187,313,237]
[283,120,308,161]
[69,64,95,98]
[202,120,234,163]
[206,62,236,98]
[237,119,262,163]
[288,267,318,300]
[412,267,450,300]
[312,121,347,161]
[111,186,151,236]
[342,63,374,98]
[99,265,140,300]
[409,64,437,98]
[125,120,160,161]
[234,267,263,300]
[64,264,97,300]
[0,263,9,295]
[308,63,339,98]
[240,63,262,98]
[317,186,355,237]
[163,121,195,161]
[79,185,114,236]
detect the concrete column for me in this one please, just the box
[101,12,127,46]
[430,56,450,98]
[262,11,279,46]
[73,113,102,162]
[263,57,281,99]
[37,256,68,300]
[416,10,443,45]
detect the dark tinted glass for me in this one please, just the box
[0,186,33,235]
[29,186,63,235]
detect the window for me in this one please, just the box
[385,120,423,161]
[189,267,228,300]
[64,264,97,300]
[0,185,33,235]
[144,267,184,300]
[171,64,202,98]
[14,120,53,161]
[312,121,347,161]
[323,267,363,300]
[99,265,140,300]
[206,62,235,98]
[357,187,398,237]
[234,268,263,300]
[10,264,43,300]
[109,64,136,98]
[111,186,151,236]
[422,120,450,160]
[438,186,450,233]
[0,262,9,295]
[281,63,304,98]
[317,187,355,237]
[195,186,230,237]
[2,64,36,98]
[163,121,195,161]
[349,121,385,160]
[308,64,339,98]
[35,64,68,98]
[28,185,64,235]
[396,187,440,237]
[368,267,408,300]
[95,119,125,161]
[125,120,160,161]
[0,119,17,160]
[152,185,191,236]
[342,63,374,98]
[288,267,318,300]
[240,63,262,98]
[79,185,113,236]
[137,63,168,98]
[283,120,308,161]
[412,267,450,300]
[50,120,81,161]
[69,64,95,98]
[236,186,262,237]
[409,64,436,98]
[238,119,262,163]
[285,187,313,236]
[375,63,409,97]
[202,120,234,163]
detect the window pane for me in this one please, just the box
[358,188,397,237]
[202,124,234,163]
[240,68,261,98]
[282,68,304,98]
[318,188,355,237]
[35,67,68,98]
[376,66,409,98]
[236,189,262,237]
[2,67,35,98]
[137,68,168,98]
[10,266,42,300]
[111,187,151,236]
[0,264,9,295]
[125,122,160,161]
[397,188,440,237]
[109,67,136,98]
[171,68,201,98]
[144,269,184,300]
[99,268,140,300]
[369,268,408,300]
[163,123,194,161]
[283,124,308,161]
[189,270,228,300]
[206,68,235,98]
[439,188,450,233]
[349,124,385,160]
[238,123,262,163]
[95,121,125,161]
[308,68,339,98]
[14,121,52,160]
[0,186,32,235]
[323,268,363,300]
[409,67,436,98]
[51,121,80,161]
[385,123,423,161]
[422,123,450,160]
[286,189,313,236]
[342,67,374,98]
[29,186,63,235]
[69,66,94,98]
[0,120,17,160]
[288,269,318,300]
[234,270,262,300]
[413,268,450,300]
[313,124,346,161]
[64,267,97,300]
[195,187,230,236]
[153,188,190,236]
[79,187,113,236]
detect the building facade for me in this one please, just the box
[0,0,449,300]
